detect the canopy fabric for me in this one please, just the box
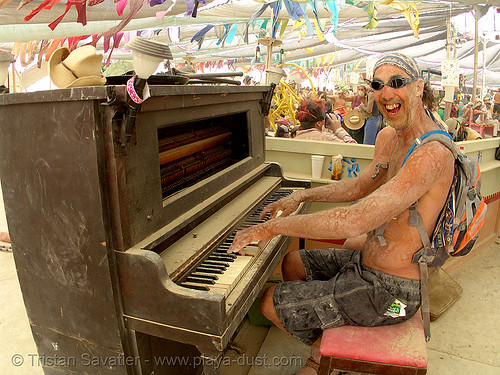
[1,0,499,87]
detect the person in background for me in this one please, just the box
[472,100,488,123]
[275,117,291,138]
[361,83,384,144]
[227,53,455,375]
[294,99,357,143]
[494,88,500,119]
[438,100,446,120]
[422,83,448,131]
[449,100,460,118]
[327,89,349,115]
[341,84,368,110]
[275,125,290,138]
[243,76,252,86]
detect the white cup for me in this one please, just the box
[311,155,325,179]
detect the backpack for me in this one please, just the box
[401,129,487,341]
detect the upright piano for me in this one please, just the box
[0,85,310,375]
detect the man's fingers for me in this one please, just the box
[260,204,278,220]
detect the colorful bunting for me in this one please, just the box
[390,1,420,38]
[155,0,177,20]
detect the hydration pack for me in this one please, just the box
[402,130,487,340]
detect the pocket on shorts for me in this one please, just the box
[312,297,345,329]
[333,265,396,326]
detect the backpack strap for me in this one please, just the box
[408,203,432,341]
[401,129,456,342]
[371,135,398,180]
[401,130,456,167]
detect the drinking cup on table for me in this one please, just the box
[311,155,325,179]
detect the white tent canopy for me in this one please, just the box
[1,0,500,87]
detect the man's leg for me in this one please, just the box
[282,250,307,281]
[261,252,340,374]
[260,289,337,375]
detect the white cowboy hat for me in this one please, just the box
[344,109,367,130]
[48,45,106,88]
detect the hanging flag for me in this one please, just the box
[191,24,214,43]
[279,19,289,40]
[362,1,378,29]
[216,24,230,45]
[391,2,419,38]
[269,1,282,38]
[168,26,180,43]
[225,24,239,43]
[283,0,302,21]
[325,0,341,32]
[243,3,269,43]
[156,0,176,19]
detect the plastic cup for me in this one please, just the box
[311,155,325,179]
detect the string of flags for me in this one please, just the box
[5,0,423,68]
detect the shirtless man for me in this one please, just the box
[228,53,455,374]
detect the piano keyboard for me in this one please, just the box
[178,188,293,294]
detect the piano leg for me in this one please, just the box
[196,347,224,375]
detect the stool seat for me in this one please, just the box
[319,313,428,375]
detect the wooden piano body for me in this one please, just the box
[0,85,310,375]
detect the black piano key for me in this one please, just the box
[209,255,235,262]
[196,267,224,274]
[201,260,229,268]
[190,272,219,281]
[186,276,215,285]
[180,283,210,291]
[212,251,237,258]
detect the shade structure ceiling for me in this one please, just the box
[1,0,500,86]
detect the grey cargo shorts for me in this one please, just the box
[272,248,421,345]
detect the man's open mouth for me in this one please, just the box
[385,103,401,115]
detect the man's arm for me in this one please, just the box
[359,91,374,114]
[261,127,396,219]
[228,140,454,254]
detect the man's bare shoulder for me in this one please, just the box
[372,126,396,158]
[402,139,455,182]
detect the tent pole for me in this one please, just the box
[445,18,451,120]
[258,37,282,85]
[482,38,486,98]
[472,7,479,103]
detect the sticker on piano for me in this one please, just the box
[384,299,407,318]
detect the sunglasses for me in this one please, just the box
[370,76,416,91]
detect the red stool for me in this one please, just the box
[318,313,428,375]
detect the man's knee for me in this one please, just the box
[282,251,306,281]
[260,287,277,320]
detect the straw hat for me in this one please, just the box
[49,45,106,88]
[344,109,367,130]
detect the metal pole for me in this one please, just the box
[445,18,451,120]
[482,38,486,99]
[472,7,479,104]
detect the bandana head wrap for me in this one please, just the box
[373,53,420,80]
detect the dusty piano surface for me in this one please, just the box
[0,85,310,375]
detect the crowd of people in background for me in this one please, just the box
[269,80,499,144]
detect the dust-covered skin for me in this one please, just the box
[228,64,455,281]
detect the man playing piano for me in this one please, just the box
[228,53,455,375]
